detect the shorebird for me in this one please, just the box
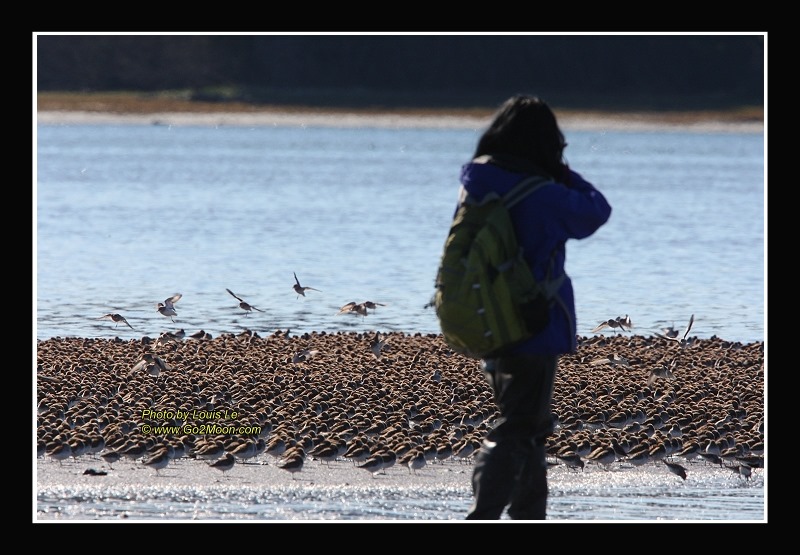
[586,445,617,467]
[278,447,305,479]
[660,323,680,338]
[208,453,235,475]
[656,314,695,348]
[154,330,182,348]
[728,464,753,480]
[46,441,72,465]
[226,288,263,316]
[357,455,386,477]
[337,301,386,317]
[142,449,171,476]
[403,449,428,474]
[98,313,134,329]
[370,331,388,359]
[663,459,688,480]
[157,293,182,322]
[591,316,630,334]
[293,272,321,298]
[647,359,677,386]
[555,453,585,470]
[338,301,367,316]
[589,353,631,368]
[127,353,171,378]
[292,349,320,363]
[229,439,264,463]
[188,329,212,340]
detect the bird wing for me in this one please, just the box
[293,272,301,286]
[164,293,182,307]
[154,356,172,371]
[127,358,149,377]
[614,355,631,367]
[655,332,678,342]
[591,321,609,333]
[338,302,357,313]
[226,288,244,302]
[683,314,695,340]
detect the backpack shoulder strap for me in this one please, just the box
[503,175,551,209]
[462,175,551,208]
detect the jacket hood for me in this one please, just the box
[460,155,548,202]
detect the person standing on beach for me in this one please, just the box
[459,95,612,520]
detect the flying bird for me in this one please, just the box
[98,313,134,330]
[656,314,695,348]
[127,353,171,378]
[591,316,630,334]
[157,293,182,322]
[589,353,631,368]
[337,301,386,316]
[226,288,263,316]
[370,331,388,359]
[337,301,367,316]
[293,272,322,298]
[292,349,320,363]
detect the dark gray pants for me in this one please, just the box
[466,354,557,520]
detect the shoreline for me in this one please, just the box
[35,94,764,133]
[36,109,765,133]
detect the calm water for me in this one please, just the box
[35,117,765,521]
[35,120,764,344]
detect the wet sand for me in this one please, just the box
[35,93,764,133]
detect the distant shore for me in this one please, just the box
[36,92,764,133]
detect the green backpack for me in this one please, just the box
[433,175,564,359]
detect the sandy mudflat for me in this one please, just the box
[36,110,765,133]
[35,94,764,134]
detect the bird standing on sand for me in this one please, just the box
[157,293,182,322]
[98,313,134,329]
[647,359,677,386]
[208,452,235,476]
[293,272,322,298]
[278,447,305,479]
[226,288,263,316]
[142,449,171,476]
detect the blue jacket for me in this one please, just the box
[459,158,612,355]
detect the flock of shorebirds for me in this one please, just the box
[98,272,386,332]
[37,302,764,485]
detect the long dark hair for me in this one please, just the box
[474,95,566,179]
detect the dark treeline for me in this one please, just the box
[36,35,764,111]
